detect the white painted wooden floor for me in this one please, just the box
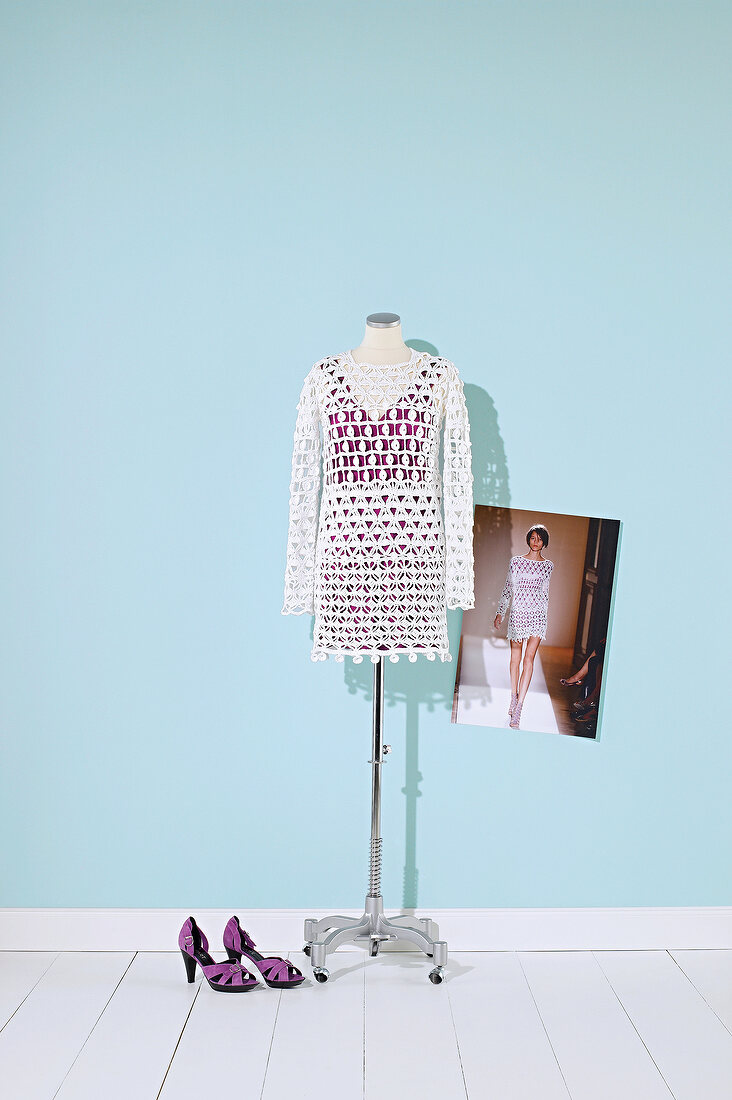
[1,948,731,1099]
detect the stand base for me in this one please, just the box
[304,895,447,984]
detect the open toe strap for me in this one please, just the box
[202,960,256,987]
[258,956,305,983]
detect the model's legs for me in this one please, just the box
[508,640,523,716]
[517,636,541,705]
[509,640,522,700]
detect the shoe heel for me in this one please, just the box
[225,947,242,963]
[181,950,197,983]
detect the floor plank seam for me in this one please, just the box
[516,953,573,1099]
[0,951,60,1035]
[590,951,678,1099]
[155,978,203,1099]
[666,950,732,1039]
[445,978,470,1099]
[259,987,283,1100]
[51,951,138,1100]
[362,962,366,1100]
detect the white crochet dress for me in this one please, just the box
[282,348,475,663]
[496,556,554,641]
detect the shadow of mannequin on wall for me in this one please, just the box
[309,347,510,909]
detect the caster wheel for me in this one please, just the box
[303,944,311,956]
[428,966,445,985]
[370,940,380,957]
[313,967,330,983]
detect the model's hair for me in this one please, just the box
[526,524,549,548]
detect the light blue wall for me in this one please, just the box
[1,1,729,909]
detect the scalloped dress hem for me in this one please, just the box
[310,647,452,664]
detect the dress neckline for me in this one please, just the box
[340,347,423,422]
[344,347,419,369]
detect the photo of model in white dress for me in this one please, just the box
[454,506,619,739]
[493,525,553,729]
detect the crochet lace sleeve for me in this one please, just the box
[442,361,475,610]
[542,562,553,606]
[281,368,322,616]
[497,561,512,618]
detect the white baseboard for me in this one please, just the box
[1,907,730,952]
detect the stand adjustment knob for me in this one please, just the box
[383,745,391,754]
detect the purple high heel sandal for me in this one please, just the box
[179,916,258,993]
[224,916,306,989]
[509,700,523,729]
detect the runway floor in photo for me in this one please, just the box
[454,636,582,736]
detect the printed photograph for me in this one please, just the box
[452,506,621,739]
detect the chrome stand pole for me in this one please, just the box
[368,653,384,898]
[304,658,448,985]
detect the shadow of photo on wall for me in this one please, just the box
[453,505,621,741]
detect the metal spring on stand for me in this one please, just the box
[368,837,382,897]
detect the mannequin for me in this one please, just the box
[348,312,412,364]
[298,310,473,984]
